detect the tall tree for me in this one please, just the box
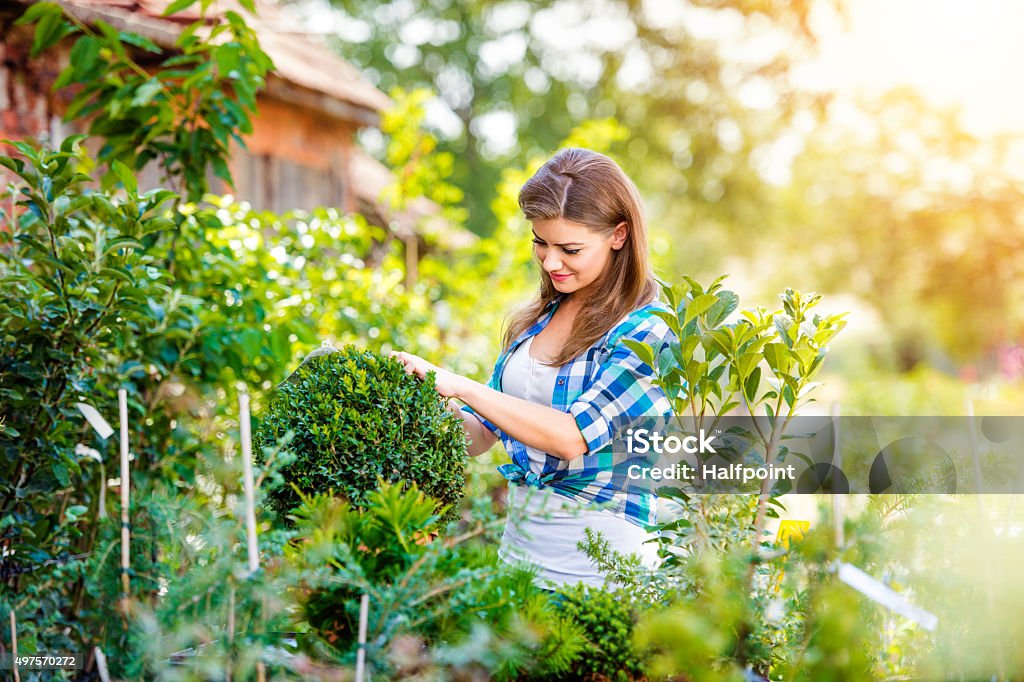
[301,0,829,239]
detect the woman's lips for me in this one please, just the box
[549,273,572,281]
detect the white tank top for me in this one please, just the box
[497,336,659,588]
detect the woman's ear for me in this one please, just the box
[611,221,628,250]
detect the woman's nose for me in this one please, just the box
[543,251,562,271]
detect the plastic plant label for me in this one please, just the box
[775,519,810,548]
[837,561,938,631]
[76,402,114,440]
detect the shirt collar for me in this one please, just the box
[509,293,566,348]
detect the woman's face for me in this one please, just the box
[531,217,627,298]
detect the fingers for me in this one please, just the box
[389,350,420,377]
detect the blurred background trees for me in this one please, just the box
[302,0,825,242]
[295,0,1024,408]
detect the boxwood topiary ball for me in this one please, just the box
[253,345,466,521]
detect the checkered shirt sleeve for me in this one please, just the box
[569,310,675,456]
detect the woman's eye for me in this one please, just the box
[533,239,578,255]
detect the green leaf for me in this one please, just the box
[743,366,761,404]
[163,0,198,16]
[15,2,62,26]
[52,460,70,487]
[705,328,731,357]
[736,351,760,379]
[683,293,717,327]
[774,314,794,348]
[103,237,145,257]
[99,267,135,285]
[69,36,101,82]
[679,334,701,362]
[59,133,88,154]
[659,279,677,311]
[93,20,126,58]
[118,32,162,54]
[0,155,25,174]
[719,400,740,415]
[655,486,690,503]
[16,235,51,257]
[111,160,138,194]
[52,65,75,90]
[215,44,241,77]
[30,10,74,58]
[763,343,793,375]
[705,290,739,328]
[63,87,102,122]
[622,339,655,369]
[649,309,681,338]
[131,80,163,107]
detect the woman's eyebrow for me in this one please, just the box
[531,230,583,247]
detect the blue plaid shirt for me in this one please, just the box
[461,296,676,527]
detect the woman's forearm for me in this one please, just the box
[389,350,585,459]
[445,399,496,457]
[456,378,587,461]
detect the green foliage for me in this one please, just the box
[252,347,467,520]
[380,87,466,223]
[286,481,581,679]
[0,135,181,576]
[606,276,871,678]
[119,455,306,680]
[638,275,846,433]
[630,275,845,556]
[548,583,647,682]
[16,0,273,201]
[0,27,474,676]
[321,0,822,237]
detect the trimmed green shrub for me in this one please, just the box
[254,345,466,520]
[549,583,648,682]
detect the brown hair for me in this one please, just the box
[502,147,659,365]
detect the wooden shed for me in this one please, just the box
[0,0,470,281]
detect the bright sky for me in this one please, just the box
[797,0,1024,137]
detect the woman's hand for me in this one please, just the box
[389,351,466,399]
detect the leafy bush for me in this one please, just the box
[548,583,647,682]
[253,346,467,520]
[287,480,578,679]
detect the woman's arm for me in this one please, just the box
[457,379,587,460]
[444,398,498,457]
[391,351,588,461]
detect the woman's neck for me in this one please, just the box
[555,293,585,321]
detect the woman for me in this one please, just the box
[392,147,675,587]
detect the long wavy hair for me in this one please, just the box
[501,148,659,366]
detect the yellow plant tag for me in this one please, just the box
[776,519,810,548]
[772,519,811,593]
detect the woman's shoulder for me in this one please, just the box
[603,299,676,349]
